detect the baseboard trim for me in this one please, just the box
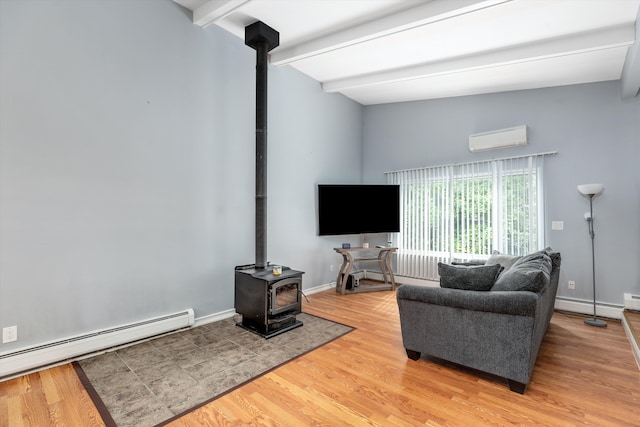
[554,297,623,320]
[622,311,640,370]
[193,309,236,328]
[366,272,439,287]
[304,282,335,295]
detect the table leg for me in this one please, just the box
[336,252,354,294]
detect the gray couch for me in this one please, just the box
[396,249,561,393]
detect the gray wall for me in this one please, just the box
[0,0,362,351]
[363,82,640,306]
[3,0,636,355]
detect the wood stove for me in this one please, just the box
[234,21,304,338]
[235,265,304,338]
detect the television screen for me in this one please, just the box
[318,184,400,236]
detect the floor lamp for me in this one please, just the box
[577,183,607,327]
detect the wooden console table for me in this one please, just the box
[334,247,397,294]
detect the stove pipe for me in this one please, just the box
[245,22,279,269]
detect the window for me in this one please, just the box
[386,154,551,280]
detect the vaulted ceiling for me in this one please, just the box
[174,0,640,105]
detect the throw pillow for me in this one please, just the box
[438,263,503,291]
[491,250,552,292]
[485,251,521,272]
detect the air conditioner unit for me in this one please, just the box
[469,125,527,152]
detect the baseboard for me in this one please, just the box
[193,309,236,328]
[554,297,623,320]
[622,311,640,370]
[363,272,439,287]
[303,282,336,295]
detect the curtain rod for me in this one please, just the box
[384,151,558,175]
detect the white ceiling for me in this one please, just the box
[174,0,640,105]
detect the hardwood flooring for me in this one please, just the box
[2,288,639,426]
[626,310,640,343]
[0,363,105,427]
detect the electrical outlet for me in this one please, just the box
[568,280,576,290]
[330,265,334,272]
[2,325,17,343]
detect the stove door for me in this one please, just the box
[269,277,301,316]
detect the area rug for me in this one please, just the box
[73,312,353,427]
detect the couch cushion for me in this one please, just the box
[491,250,552,292]
[438,263,503,291]
[485,251,522,272]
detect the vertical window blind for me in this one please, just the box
[386,153,555,280]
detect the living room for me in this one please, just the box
[1,0,639,425]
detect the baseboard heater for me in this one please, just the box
[625,293,640,311]
[0,308,194,379]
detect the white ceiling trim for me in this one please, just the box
[174,0,640,104]
[269,0,511,66]
[323,24,636,93]
[192,0,251,28]
[340,47,628,105]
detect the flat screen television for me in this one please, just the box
[318,184,400,236]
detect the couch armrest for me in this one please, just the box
[396,284,538,317]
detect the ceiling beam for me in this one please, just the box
[322,24,636,93]
[621,5,640,99]
[269,0,512,66]
[621,43,640,99]
[192,0,251,28]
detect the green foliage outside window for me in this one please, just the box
[401,171,537,258]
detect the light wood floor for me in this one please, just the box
[2,288,640,426]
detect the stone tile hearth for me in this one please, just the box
[77,312,353,427]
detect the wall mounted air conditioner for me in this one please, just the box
[469,125,527,152]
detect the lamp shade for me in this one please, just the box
[577,183,604,197]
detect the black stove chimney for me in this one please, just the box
[245,21,279,270]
